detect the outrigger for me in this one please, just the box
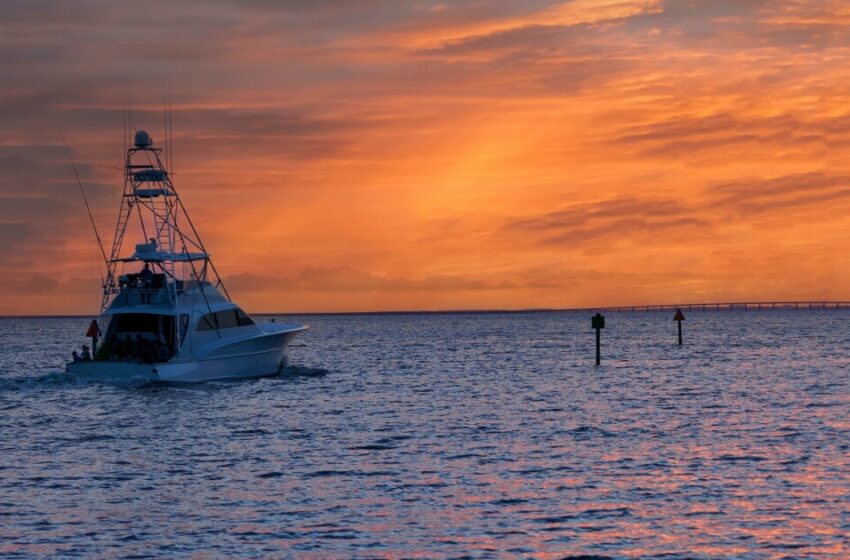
[67,129,306,382]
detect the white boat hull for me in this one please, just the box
[67,325,306,383]
[67,131,311,382]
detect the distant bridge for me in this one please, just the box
[597,301,850,312]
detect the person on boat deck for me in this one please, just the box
[153,339,170,362]
[140,263,154,302]
[81,345,92,361]
[136,334,155,363]
[140,263,154,286]
[118,336,132,360]
[72,350,81,362]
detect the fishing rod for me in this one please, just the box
[58,126,110,281]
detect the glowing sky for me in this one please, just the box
[2,0,850,314]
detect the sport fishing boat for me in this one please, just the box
[66,129,306,383]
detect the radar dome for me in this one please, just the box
[134,130,153,148]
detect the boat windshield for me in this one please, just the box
[197,308,255,331]
[109,313,164,335]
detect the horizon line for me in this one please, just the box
[4,300,850,319]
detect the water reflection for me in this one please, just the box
[0,312,848,557]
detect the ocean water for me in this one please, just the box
[1,311,849,559]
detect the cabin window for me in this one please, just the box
[197,308,253,331]
[198,311,223,331]
[110,313,162,335]
[103,313,178,361]
[217,310,239,329]
[236,308,255,326]
[198,313,216,331]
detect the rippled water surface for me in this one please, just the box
[1,311,850,559]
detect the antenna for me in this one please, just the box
[58,125,110,280]
[123,99,129,165]
[168,94,174,174]
[163,96,168,170]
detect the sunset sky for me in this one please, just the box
[3,0,850,314]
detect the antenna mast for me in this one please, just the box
[58,126,109,278]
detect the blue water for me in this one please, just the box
[1,311,849,559]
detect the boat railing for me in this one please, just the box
[116,286,172,306]
[115,276,214,307]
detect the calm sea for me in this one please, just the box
[1,311,849,559]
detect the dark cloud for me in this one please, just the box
[411,21,639,95]
[0,0,103,26]
[622,0,774,42]
[420,23,590,57]
[170,108,362,160]
[0,143,116,267]
[506,172,850,250]
[707,173,850,215]
[226,266,509,294]
[506,197,710,247]
[0,145,100,187]
[0,274,58,295]
[608,113,846,159]
[510,198,692,230]
[0,222,30,244]
[512,266,598,290]
[540,216,708,246]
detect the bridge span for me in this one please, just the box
[596,301,850,312]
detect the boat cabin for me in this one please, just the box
[97,301,258,363]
